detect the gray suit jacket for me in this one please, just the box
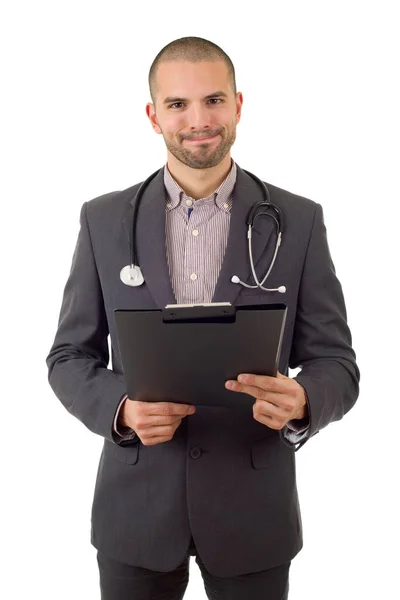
[45,164,360,577]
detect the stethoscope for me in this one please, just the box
[120,167,286,294]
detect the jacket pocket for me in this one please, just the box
[251,433,294,470]
[104,439,139,464]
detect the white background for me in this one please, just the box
[1,1,399,598]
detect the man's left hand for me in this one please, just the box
[225,371,308,430]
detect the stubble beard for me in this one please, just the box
[163,125,237,170]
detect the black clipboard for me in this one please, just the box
[114,303,287,409]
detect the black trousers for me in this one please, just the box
[97,538,290,600]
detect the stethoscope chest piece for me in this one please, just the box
[120,264,144,287]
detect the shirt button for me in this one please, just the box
[190,273,198,281]
[167,203,172,209]
[223,203,229,209]
[186,199,193,207]
[192,229,199,236]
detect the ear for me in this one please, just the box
[146,103,162,134]
[235,92,243,124]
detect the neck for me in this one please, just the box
[166,153,233,200]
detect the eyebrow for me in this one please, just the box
[163,91,228,105]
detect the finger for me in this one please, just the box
[141,414,186,427]
[253,396,293,419]
[253,411,286,431]
[226,378,293,403]
[143,402,195,416]
[141,435,173,446]
[257,392,296,412]
[225,381,259,398]
[226,381,296,411]
[140,422,181,439]
[236,373,290,393]
[225,381,276,400]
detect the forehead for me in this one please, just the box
[155,60,231,96]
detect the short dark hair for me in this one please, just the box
[148,36,237,105]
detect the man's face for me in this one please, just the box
[146,60,243,169]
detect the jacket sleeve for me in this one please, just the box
[282,202,360,451]
[45,201,134,445]
[114,394,138,441]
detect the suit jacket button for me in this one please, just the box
[189,447,202,459]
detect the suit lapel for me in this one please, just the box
[212,164,276,304]
[121,168,176,309]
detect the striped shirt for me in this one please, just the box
[163,159,236,304]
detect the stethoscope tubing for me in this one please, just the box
[122,166,285,293]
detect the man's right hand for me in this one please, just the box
[119,398,196,446]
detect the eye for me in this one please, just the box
[168,98,223,109]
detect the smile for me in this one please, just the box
[185,134,220,144]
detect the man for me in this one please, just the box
[46,36,360,599]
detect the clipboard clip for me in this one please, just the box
[162,304,236,323]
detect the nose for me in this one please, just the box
[187,103,213,132]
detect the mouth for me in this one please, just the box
[185,133,220,144]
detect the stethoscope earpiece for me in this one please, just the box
[231,275,286,294]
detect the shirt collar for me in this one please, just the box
[164,159,236,213]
